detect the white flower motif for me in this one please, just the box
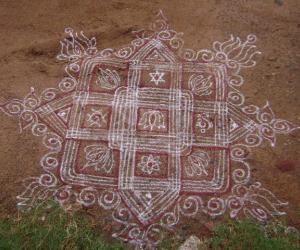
[137,155,161,175]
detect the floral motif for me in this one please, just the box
[188,74,212,96]
[97,68,120,89]
[56,27,97,62]
[83,144,114,173]
[181,34,261,77]
[226,182,288,221]
[212,34,261,71]
[138,110,166,131]
[185,150,210,177]
[1,10,299,250]
[137,155,161,175]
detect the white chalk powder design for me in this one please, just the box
[1,10,299,249]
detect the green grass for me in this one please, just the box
[0,200,299,250]
[0,200,125,250]
[158,220,300,250]
[209,219,300,250]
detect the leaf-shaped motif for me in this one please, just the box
[97,68,120,90]
[185,150,210,177]
[17,174,58,209]
[83,144,114,173]
[0,99,24,116]
[253,102,300,147]
[188,74,212,96]
[272,119,299,134]
[256,101,275,124]
[19,110,38,132]
[226,182,288,221]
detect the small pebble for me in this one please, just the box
[179,235,202,250]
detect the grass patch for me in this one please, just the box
[158,219,300,250]
[1,200,299,249]
[0,200,125,250]
[209,219,300,250]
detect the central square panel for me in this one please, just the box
[109,87,193,155]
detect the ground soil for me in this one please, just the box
[0,0,299,244]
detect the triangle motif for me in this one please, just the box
[119,189,178,225]
[56,107,71,124]
[145,49,169,62]
[229,118,240,132]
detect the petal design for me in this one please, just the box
[97,68,120,89]
[272,119,299,134]
[259,124,276,146]
[137,155,161,175]
[185,150,210,177]
[188,74,212,96]
[56,28,97,62]
[83,144,114,173]
[138,110,166,131]
[256,101,275,124]
[0,99,24,116]
[19,110,38,132]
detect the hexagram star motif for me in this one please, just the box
[149,70,165,85]
[0,10,299,249]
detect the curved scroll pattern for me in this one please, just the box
[0,10,299,250]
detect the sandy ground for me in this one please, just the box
[0,0,299,240]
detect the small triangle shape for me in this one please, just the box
[145,49,168,62]
[229,118,240,132]
[56,107,71,124]
[120,189,179,225]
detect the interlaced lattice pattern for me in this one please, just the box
[1,10,299,248]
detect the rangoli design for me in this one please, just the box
[1,11,299,248]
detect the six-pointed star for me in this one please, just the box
[149,70,165,85]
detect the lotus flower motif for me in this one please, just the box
[138,110,166,131]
